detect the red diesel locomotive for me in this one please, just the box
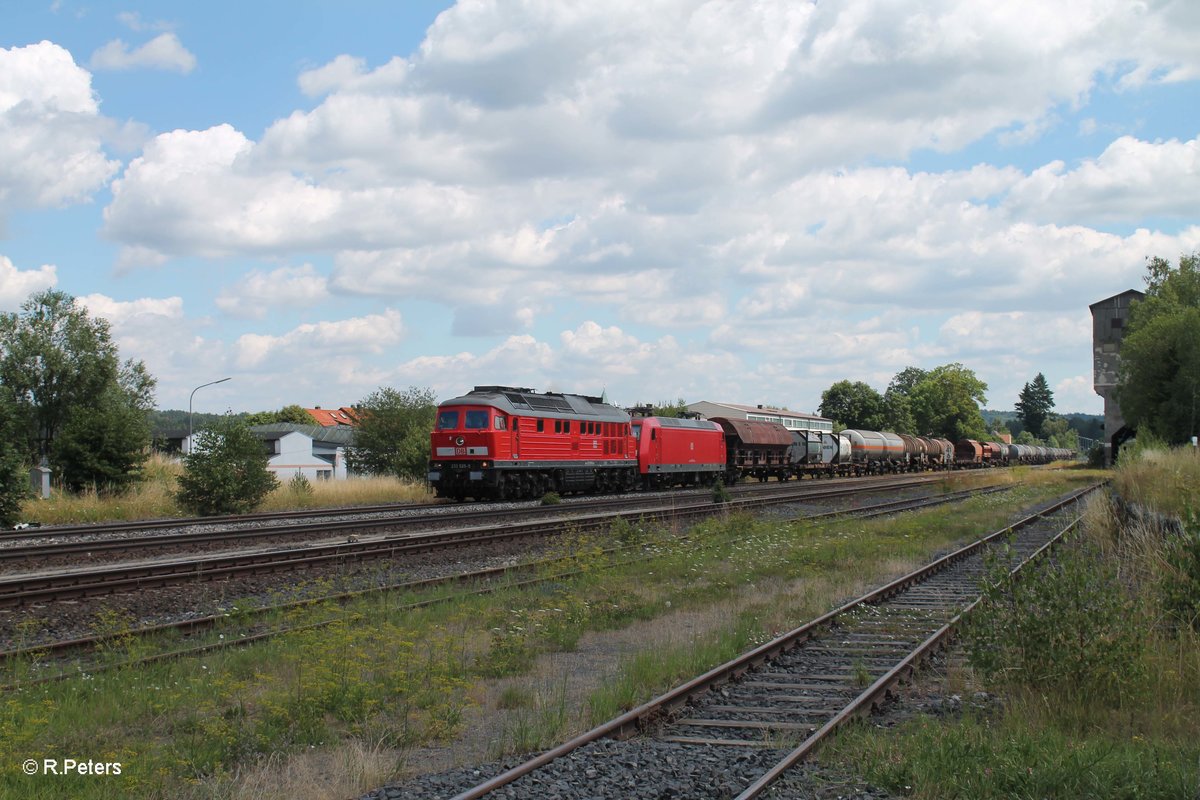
[427,386,637,500]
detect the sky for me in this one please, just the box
[1,1,1198,418]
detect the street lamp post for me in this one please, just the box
[188,377,232,453]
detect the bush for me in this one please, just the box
[0,387,26,527]
[966,540,1145,701]
[288,471,314,497]
[1161,509,1200,632]
[175,420,278,516]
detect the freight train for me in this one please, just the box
[426,386,1074,501]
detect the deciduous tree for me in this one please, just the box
[0,387,26,527]
[176,419,278,515]
[1116,253,1200,444]
[819,380,885,430]
[0,290,155,487]
[346,386,437,480]
[909,363,988,441]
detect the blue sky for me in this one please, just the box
[2,1,1198,417]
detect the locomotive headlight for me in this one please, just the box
[455,436,465,446]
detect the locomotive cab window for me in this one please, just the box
[494,415,507,430]
[436,411,459,430]
[464,410,489,429]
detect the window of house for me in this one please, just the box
[317,470,332,481]
[436,410,459,430]
[465,410,489,429]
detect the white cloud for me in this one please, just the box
[90,33,197,74]
[298,55,369,97]
[1007,134,1200,223]
[216,265,331,319]
[84,1,1200,412]
[0,41,118,213]
[233,309,405,369]
[116,12,174,33]
[0,255,57,310]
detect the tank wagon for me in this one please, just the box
[427,386,637,500]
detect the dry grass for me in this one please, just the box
[190,739,401,800]
[1113,446,1200,516]
[19,453,434,524]
[258,474,433,511]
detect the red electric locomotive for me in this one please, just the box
[631,415,726,488]
[427,386,636,500]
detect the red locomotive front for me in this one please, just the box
[428,386,636,500]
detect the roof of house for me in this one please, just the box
[250,423,355,446]
[689,400,827,421]
[304,406,359,427]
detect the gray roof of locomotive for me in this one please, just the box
[440,386,631,422]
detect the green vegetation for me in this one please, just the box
[345,386,437,480]
[2,469,1091,798]
[1117,252,1200,444]
[820,363,988,440]
[174,418,279,515]
[0,290,155,493]
[1015,372,1054,439]
[825,447,1200,799]
[0,387,26,527]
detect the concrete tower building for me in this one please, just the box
[1090,289,1144,464]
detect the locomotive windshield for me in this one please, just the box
[436,410,459,430]
[464,410,489,429]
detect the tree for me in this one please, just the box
[652,398,689,418]
[0,387,26,527]
[1015,373,1054,438]
[175,419,278,515]
[243,404,314,426]
[881,367,926,432]
[908,363,988,441]
[51,385,152,493]
[819,380,885,430]
[1116,253,1200,444]
[1042,415,1079,451]
[0,290,155,483]
[346,386,437,480]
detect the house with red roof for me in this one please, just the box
[304,406,359,427]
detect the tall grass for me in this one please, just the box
[1112,443,1200,517]
[19,454,433,524]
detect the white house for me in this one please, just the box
[251,424,355,481]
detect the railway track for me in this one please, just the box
[0,474,959,606]
[1,482,1008,688]
[369,483,1099,800]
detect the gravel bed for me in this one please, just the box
[361,736,892,800]
[0,537,553,652]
